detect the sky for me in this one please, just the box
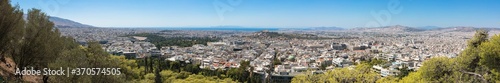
[9,0,500,28]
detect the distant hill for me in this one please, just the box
[23,15,94,28]
[432,27,477,32]
[417,26,441,30]
[431,26,500,32]
[309,27,345,30]
[350,25,425,32]
[349,25,500,32]
[48,16,94,28]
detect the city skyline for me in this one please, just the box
[10,0,500,28]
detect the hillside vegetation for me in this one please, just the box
[291,29,500,83]
[0,0,236,82]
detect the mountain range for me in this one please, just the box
[23,15,499,31]
[309,27,345,30]
[48,16,94,28]
[23,15,94,28]
[319,25,499,32]
[349,25,425,32]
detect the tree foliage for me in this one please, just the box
[399,30,500,83]
[292,63,380,83]
[408,57,456,82]
[0,0,24,57]
[0,1,129,82]
[376,76,399,83]
[11,9,70,83]
[456,29,488,72]
[478,34,500,81]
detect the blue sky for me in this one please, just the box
[10,0,500,28]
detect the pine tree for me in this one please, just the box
[478,34,500,82]
[0,0,25,59]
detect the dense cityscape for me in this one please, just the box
[2,0,500,83]
[59,26,500,82]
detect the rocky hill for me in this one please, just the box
[48,16,94,28]
[23,15,95,28]
[350,25,425,32]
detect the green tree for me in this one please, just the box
[399,71,426,83]
[0,0,25,58]
[291,69,325,83]
[469,29,488,48]
[291,74,308,83]
[456,29,488,71]
[13,9,66,82]
[48,39,92,83]
[273,57,282,65]
[452,30,491,82]
[292,63,380,83]
[478,34,500,81]
[395,66,412,79]
[417,57,456,82]
[376,76,399,83]
[85,42,126,82]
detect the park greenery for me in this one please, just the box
[255,31,334,40]
[128,33,221,48]
[2,0,500,82]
